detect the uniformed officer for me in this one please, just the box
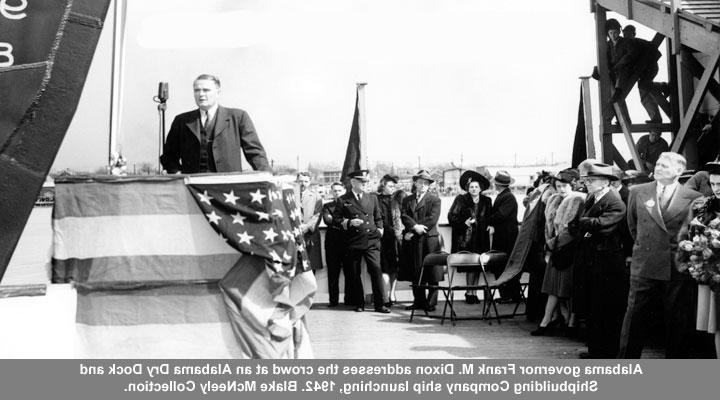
[332,170,390,313]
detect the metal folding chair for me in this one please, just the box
[442,251,505,326]
[408,251,449,322]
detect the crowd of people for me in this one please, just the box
[298,168,523,315]
[519,154,719,359]
[160,73,718,359]
[296,152,720,359]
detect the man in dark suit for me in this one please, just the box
[321,181,350,307]
[160,74,270,173]
[619,152,703,358]
[332,170,390,313]
[296,172,323,272]
[487,170,520,302]
[574,163,627,358]
[622,24,664,123]
[600,18,636,124]
[402,170,442,311]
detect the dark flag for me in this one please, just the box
[571,86,588,168]
[341,84,366,186]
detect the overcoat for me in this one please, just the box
[399,192,442,282]
[447,193,492,254]
[487,188,518,254]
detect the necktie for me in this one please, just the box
[201,111,208,130]
[584,195,595,210]
[660,186,671,210]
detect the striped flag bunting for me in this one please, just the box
[52,174,316,358]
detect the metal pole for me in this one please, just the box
[108,0,125,169]
[157,102,166,173]
[356,82,368,169]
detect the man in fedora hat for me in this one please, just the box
[573,162,627,358]
[332,170,390,313]
[620,152,703,358]
[487,170,521,302]
[401,170,442,311]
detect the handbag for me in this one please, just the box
[550,241,576,271]
[458,208,476,250]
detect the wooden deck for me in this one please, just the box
[306,301,664,359]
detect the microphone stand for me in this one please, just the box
[153,95,167,174]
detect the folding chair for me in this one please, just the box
[408,251,449,322]
[442,251,507,326]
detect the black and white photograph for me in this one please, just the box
[2,0,720,371]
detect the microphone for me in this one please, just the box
[157,82,169,103]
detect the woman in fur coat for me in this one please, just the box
[532,169,585,336]
[447,170,492,303]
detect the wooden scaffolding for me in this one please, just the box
[589,0,720,171]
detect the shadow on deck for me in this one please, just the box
[307,300,665,359]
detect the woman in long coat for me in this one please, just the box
[531,169,585,336]
[447,170,492,304]
[376,174,404,306]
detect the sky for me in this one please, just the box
[52,0,668,172]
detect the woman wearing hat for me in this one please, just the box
[376,174,404,307]
[677,161,720,358]
[532,169,585,336]
[447,170,493,304]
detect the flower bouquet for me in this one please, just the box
[677,215,720,292]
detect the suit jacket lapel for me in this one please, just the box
[415,194,426,214]
[406,195,418,215]
[643,183,667,231]
[585,194,604,216]
[186,110,202,142]
[664,186,691,222]
[213,106,228,138]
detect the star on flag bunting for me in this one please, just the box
[187,180,308,272]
